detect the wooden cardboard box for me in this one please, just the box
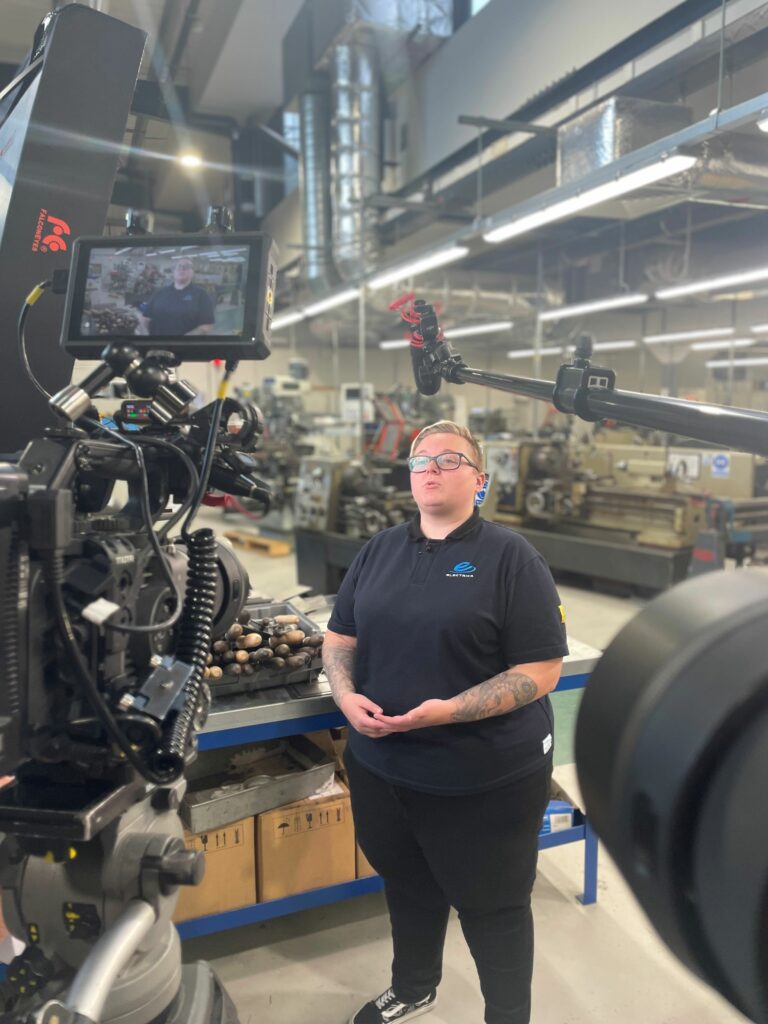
[303,728,348,772]
[173,816,256,923]
[355,843,377,879]
[257,779,355,902]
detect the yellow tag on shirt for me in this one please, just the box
[559,604,566,623]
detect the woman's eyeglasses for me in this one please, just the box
[408,452,480,473]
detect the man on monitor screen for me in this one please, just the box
[137,258,215,336]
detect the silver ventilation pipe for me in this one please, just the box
[331,29,381,282]
[299,73,339,294]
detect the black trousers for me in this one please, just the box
[345,749,551,1024]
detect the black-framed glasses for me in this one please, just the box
[408,451,480,473]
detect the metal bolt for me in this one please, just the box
[117,693,136,711]
[149,655,163,668]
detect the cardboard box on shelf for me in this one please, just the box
[355,843,377,879]
[257,778,356,902]
[173,817,256,923]
[303,728,347,772]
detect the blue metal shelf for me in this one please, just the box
[198,711,344,751]
[177,876,385,939]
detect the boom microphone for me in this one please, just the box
[411,338,443,396]
[409,298,443,396]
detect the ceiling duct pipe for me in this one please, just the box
[299,72,340,294]
[331,28,381,282]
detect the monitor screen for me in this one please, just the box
[79,242,250,339]
[61,233,277,362]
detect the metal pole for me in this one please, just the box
[450,363,768,456]
[533,248,543,437]
[331,324,340,390]
[358,282,367,458]
[727,337,734,406]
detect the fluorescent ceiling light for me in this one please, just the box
[656,265,768,300]
[444,320,513,338]
[644,327,735,344]
[539,293,648,322]
[272,309,306,330]
[750,323,768,333]
[706,356,768,368]
[178,152,203,169]
[304,288,360,316]
[379,339,411,350]
[566,340,638,352]
[690,338,754,352]
[484,154,696,245]
[368,246,469,290]
[507,346,563,359]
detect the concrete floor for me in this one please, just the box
[191,515,747,1024]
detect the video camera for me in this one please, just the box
[0,232,276,1024]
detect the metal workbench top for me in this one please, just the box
[201,636,601,737]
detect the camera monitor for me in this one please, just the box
[61,233,278,361]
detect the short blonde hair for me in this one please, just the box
[410,420,484,470]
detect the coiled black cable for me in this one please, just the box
[160,527,217,767]
[2,523,22,733]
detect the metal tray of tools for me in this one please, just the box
[181,734,336,832]
[209,601,324,697]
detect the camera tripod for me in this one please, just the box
[0,775,239,1024]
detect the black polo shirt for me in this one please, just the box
[328,509,569,794]
[140,284,215,336]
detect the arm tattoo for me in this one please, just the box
[322,642,356,708]
[450,671,540,723]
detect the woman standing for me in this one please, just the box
[324,421,568,1024]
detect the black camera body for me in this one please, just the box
[0,395,260,839]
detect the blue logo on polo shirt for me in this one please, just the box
[452,562,476,574]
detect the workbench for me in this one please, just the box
[177,639,602,940]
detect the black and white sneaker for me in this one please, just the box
[348,987,437,1024]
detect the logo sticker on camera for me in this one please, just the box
[32,210,71,253]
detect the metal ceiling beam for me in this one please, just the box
[458,114,556,138]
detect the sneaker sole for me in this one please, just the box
[347,994,437,1024]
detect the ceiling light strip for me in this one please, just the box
[689,338,754,352]
[656,265,768,300]
[644,327,735,343]
[507,346,563,359]
[706,356,768,368]
[484,154,697,245]
[539,293,649,322]
[367,246,469,291]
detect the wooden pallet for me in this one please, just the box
[223,529,292,558]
